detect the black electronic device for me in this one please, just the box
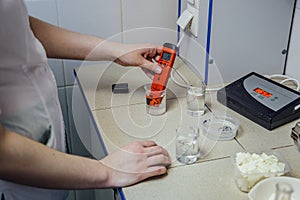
[217,72,300,130]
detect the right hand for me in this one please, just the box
[100,140,171,187]
[113,43,162,79]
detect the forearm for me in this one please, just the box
[29,16,162,76]
[0,126,111,189]
[29,16,122,61]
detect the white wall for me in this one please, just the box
[122,0,178,45]
[57,0,122,85]
[286,0,300,81]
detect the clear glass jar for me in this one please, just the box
[274,182,294,200]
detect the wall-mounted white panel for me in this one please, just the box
[122,0,177,44]
[286,6,300,81]
[208,0,295,83]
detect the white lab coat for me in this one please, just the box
[0,0,68,199]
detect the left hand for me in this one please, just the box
[114,44,163,79]
[99,140,171,187]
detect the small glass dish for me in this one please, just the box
[231,149,291,192]
[201,114,239,141]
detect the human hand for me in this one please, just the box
[100,140,171,187]
[114,44,163,79]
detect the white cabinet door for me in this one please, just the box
[180,0,295,84]
[286,5,300,81]
[209,0,295,83]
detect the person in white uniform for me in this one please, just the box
[0,0,171,200]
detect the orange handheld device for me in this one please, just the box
[147,43,178,107]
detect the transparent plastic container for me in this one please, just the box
[201,114,240,141]
[231,149,291,192]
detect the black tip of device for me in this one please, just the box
[163,43,178,52]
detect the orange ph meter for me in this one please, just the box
[147,43,178,107]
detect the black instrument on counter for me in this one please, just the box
[217,72,300,130]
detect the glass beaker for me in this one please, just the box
[186,80,206,116]
[144,84,167,115]
[176,125,201,164]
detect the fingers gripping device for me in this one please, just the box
[147,43,178,107]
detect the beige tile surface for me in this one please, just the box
[277,146,300,178]
[123,157,248,200]
[93,97,244,168]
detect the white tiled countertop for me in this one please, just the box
[74,59,300,200]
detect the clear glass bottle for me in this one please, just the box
[274,182,294,200]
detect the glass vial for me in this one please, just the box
[274,182,294,200]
